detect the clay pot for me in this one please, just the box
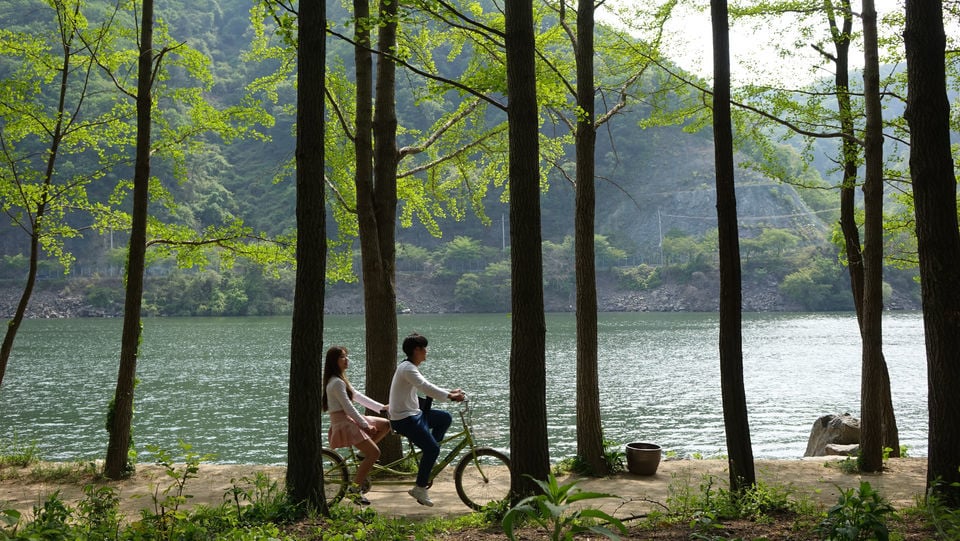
[625,442,662,475]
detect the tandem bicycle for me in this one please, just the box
[321,399,512,510]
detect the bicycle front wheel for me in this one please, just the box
[321,448,349,505]
[454,447,511,511]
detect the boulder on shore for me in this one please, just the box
[804,413,860,457]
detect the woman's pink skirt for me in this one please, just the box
[327,411,372,449]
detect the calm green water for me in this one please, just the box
[0,312,927,463]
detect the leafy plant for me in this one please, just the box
[924,475,960,539]
[0,507,21,533]
[225,471,299,524]
[828,457,860,474]
[502,473,627,541]
[817,481,896,541]
[552,440,626,477]
[17,491,73,538]
[76,484,122,537]
[144,440,216,534]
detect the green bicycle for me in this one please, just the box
[321,399,512,510]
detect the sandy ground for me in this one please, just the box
[0,457,929,523]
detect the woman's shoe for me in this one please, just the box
[347,484,371,505]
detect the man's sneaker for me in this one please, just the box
[347,484,370,505]
[408,485,434,507]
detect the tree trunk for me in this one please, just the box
[505,0,550,499]
[286,0,327,512]
[828,0,899,459]
[105,0,153,480]
[829,0,864,327]
[352,0,402,462]
[859,0,897,472]
[573,0,607,476]
[903,0,960,506]
[366,0,401,456]
[711,0,755,492]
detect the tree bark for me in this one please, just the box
[573,0,607,476]
[286,0,327,512]
[505,0,550,499]
[711,0,756,492]
[365,0,401,458]
[858,0,896,472]
[105,0,154,480]
[903,0,960,506]
[828,0,864,327]
[827,0,899,459]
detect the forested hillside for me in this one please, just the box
[0,0,921,315]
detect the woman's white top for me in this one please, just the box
[325,378,385,430]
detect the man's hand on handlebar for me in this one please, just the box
[447,389,467,402]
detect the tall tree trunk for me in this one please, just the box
[827,0,899,458]
[105,0,153,480]
[505,0,549,499]
[574,0,606,476]
[364,0,400,458]
[859,0,897,472]
[286,0,327,512]
[903,0,960,506]
[710,0,755,492]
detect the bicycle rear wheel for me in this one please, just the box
[321,448,349,505]
[454,447,511,510]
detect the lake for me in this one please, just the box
[0,312,927,464]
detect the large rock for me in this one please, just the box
[804,413,861,457]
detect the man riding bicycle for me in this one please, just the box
[388,332,466,507]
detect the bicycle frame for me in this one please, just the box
[334,400,482,485]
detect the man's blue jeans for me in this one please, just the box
[391,409,453,487]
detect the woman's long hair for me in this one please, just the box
[321,345,353,411]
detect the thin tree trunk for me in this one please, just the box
[828,0,864,327]
[286,0,327,511]
[505,0,550,500]
[0,3,75,389]
[903,0,960,506]
[859,0,895,472]
[574,0,606,476]
[711,0,755,492]
[105,0,153,479]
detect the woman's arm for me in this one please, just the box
[353,390,386,413]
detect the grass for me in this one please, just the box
[0,437,40,469]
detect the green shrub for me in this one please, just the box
[817,481,896,541]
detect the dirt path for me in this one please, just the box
[0,457,928,522]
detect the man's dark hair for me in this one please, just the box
[402,333,428,357]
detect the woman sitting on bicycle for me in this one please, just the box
[322,345,391,504]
